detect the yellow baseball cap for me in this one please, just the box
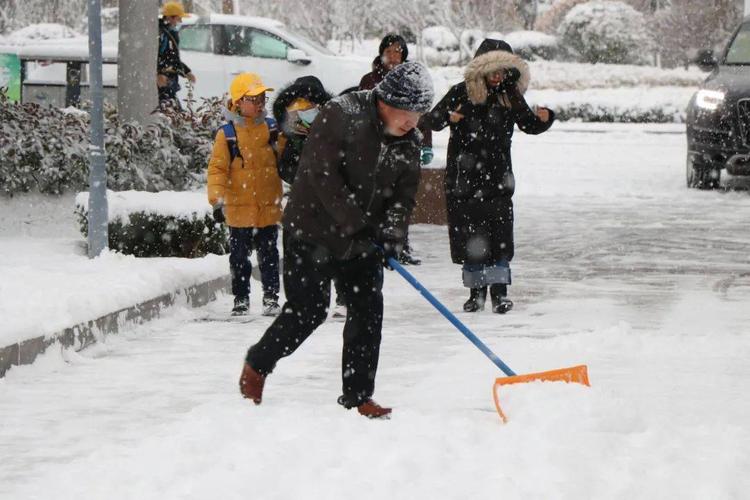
[287,98,314,112]
[162,2,191,18]
[230,73,274,104]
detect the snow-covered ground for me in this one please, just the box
[1,124,749,498]
[0,193,226,347]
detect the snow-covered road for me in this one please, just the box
[2,124,749,499]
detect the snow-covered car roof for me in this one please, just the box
[182,13,285,31]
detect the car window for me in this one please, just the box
[225,27,289,59]
[726,23,750,64]
[179,25,213,53]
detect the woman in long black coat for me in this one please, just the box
[422,39,555,314]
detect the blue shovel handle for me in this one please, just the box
[386,256,517,377]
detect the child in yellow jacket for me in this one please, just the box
[207,73,283,316]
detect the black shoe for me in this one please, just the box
[232,296,250,316]
[490,284,513,314]
[398,248,421,266]
[463,287,487,312]
[262,294,281,317]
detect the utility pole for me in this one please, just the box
[87,0,108,258]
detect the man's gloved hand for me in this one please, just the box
[420,146,434,165]
[212,205,225,224]
[376,225,404,270]
[379,239,403,270]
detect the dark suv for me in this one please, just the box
[686,17,750,189]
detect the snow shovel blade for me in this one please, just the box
[492,365,590,423]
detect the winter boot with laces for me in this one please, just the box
[262,294,281,317]
[232,296,250,316]
[239,363,265,404]
[463,287,487,312]
[338,396,392,419]
[490,284,513,314]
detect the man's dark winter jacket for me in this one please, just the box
[158,19,191,77]
[283,90,422,260]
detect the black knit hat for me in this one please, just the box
[374,61,434,113]
[379,33,409,62]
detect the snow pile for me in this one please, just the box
[0,237,226,347]
[2,23,80,46]
[558,1,654,65]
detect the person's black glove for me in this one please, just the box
[378,239,403,270]
[501,67,521,90]
[212,205,225,224]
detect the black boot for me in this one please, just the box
[463,287,487,312]
[398,245,421,266]
[232,296,250,316]
[490,284,513,314]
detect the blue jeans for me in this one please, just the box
[229,226,280,299]
[462,260,511,288]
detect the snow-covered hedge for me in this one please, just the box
[0,94,223,195]
[421,26,461,67]
[558,1,653,65]
[2,23,80,45]
[527,86,695,123]
[505,31,560,61]
[75,190,228,258]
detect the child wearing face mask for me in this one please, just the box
[207,73,283,317]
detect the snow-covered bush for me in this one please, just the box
[3,23,80,45]
[421,26,461,66]
[558,1,653,65]
[75,191,228,258]
[0,93,223,195]
[505,30,559,60]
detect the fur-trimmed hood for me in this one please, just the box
[464,44,530,105]
[272,75,332,126]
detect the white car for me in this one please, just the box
[176,14,371,100]
[7,14,371,106]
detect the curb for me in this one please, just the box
[0,275,230,378]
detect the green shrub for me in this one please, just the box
[75,191,229,258]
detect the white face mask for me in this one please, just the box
[297,108,319,125]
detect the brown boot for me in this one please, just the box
[239,363,265,404]
[356,399,392,419]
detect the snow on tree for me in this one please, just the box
[558,1,654,65]
[2,23,80,45]
[505,30,560,60]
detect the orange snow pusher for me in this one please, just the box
[388,256,590,422]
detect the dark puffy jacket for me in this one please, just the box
[283,90,422,260]
[272,76,332,184]
[158,19,191,77]
[422,39,555,265]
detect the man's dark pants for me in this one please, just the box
[246,236,384,407]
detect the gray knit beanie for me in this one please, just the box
[374,61,434,113]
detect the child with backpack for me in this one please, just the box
[207,73,283,317]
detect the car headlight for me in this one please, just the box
[695,89,725,111]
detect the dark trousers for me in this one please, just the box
[157,75,181,108]
[229,226,280,299]
[246,236,384,406]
